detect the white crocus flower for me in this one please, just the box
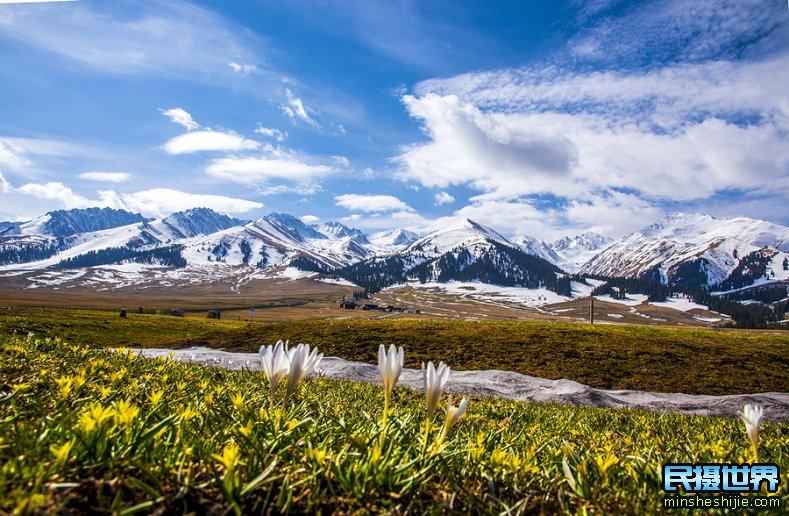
[439,397,469,444]
[378,344,404,425]
[423,361,450,420]
[259,340,290,400]
[741,404,764,460]
[378,344,404,396]
[285,343,323,401]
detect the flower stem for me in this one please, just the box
[422,418,433,456]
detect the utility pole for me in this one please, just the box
[589,295,594,324]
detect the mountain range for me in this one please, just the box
[1,208,787,309]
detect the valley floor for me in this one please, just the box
[1,306,787,396]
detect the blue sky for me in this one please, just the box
[0,0,787,240]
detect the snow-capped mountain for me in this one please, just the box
[547,232,613,273]
[335,219,568,295]
[313,221,371,245]
[1,208,149,238]
[155,208,244,239]
[0,207,377,274]
[580,213,789,286]
[369,228,420,250]
[180,216,374,270]
[263,213,328,242]
[515,236,560,265]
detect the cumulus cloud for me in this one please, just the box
[339,209,428,232]
[434,191,454,205]
[335,194,413,213]
[0,172,262,219]
[161,108,200,131]
[163,130,260,154]
[300,214,320,224]
[390,3,789,238]
[78,171,130,183]
[98,188,262,218]
[16,181,94,208]
[205,155,333,186]
[281,88,320,127]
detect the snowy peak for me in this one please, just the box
[157,208,244,239]
[263,213,326,242]
[546,232,613,273]
[551,232,612,253]
[580,213,789,285]
[13,208,149,238]
[515,236,559,263]
[407,219,511,254]
[313,221,370,244]
[370,228,420,249]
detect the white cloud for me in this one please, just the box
[331,155,349,167]
[163,130,260,154]
[393,44,789,238]
[0,0,268,82]
[300,214,320,224]
[339,209,428,232]
[395,94,580,199]
[97,188,262,218]
[161,108,199,131]
[0,140,30,170]
[17,181,93,208]
[255,126,286,141]
[335,194,413,213]
[228,61,257,75]
[434,191,454,205]
[281,88,320,127]
[0,136,84,172]
[0,170,12,193]
[205,156,333,184]
[1,170,262,219]
[78,171,130,183]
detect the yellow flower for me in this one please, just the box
[309,447,328,465]
[55,375,85,398]
[212,442,240,473]
[112,399,140,427]
[179,405,198,423]
[148,389,165,406]
[238,421,253,438]
[230,392,245,412]
[78,403,113,433]
[50,439,76,466]
[594,454,619,478]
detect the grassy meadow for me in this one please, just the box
[2,334,788,514]
[1,307,788,395]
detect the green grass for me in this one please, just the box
[1,335,787,514]
[2,308,788,395]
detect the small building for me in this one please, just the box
[362,304,379,311]
[338,301,357,310]
[207,310,221,319]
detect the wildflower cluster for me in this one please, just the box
[259,340,322,403]
[1,334,786,515]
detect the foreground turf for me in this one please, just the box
[1,308,788,395]
[1,335,787,514]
